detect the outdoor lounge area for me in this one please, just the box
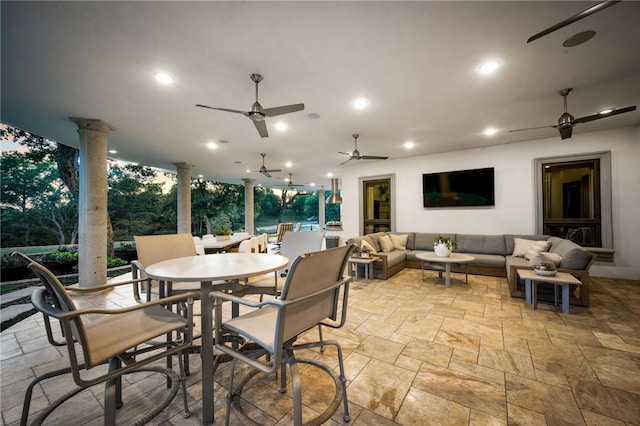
[2,268,639,425]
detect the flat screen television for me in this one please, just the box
[423,167,495,207]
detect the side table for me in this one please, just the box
[517,269,581,314]
[348,256,378,284]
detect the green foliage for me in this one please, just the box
[41,250,78,263]
[434,235,458,250]
[107,256,127,267]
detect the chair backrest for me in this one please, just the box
[134,233,197,276]
[249,236,260,253]
[260,233,269,253]
[237,239,252,253]
[276,222,293,243]
[279,231,325,272]
[16,254,93,364]
[278,244,353,342]
[294,222,302,232]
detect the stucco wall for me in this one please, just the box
[338,126,640,279]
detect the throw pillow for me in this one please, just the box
[360,239,377,254]
[389,234,408,251]
[541,252,562,266]
[379,235,394,253]
[512,238,550,257]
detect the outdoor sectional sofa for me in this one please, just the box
[347,232,596,307]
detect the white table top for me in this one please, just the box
[144,253,289,282]
[195,234,252,250]
[415,252,476,263]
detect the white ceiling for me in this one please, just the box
[2,1,639,191]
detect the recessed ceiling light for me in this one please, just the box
[477,60,501,75]
[353,98,369,110]
[285,161,292,168]
[108,149,118,154]
[246,168,251,173]
[310,183,316,187]
[327,172,333,177]
[404,141,415,149]
[483,127,498,136]
[275,122,288,131]
[207,142,217,150]
[154,72,174,84]
[198,174,203,178]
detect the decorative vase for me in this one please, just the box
[434,243,451,257]
[361,252,370,258]
[534,261,557,277]
[216,234,230,241]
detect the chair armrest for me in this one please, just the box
[65,277,147,293]
[56,291,199,319]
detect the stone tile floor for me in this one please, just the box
[1,268,639,425]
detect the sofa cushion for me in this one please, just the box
[456,234,506,255]
[378,250,407,268]
[504,234,548,255]
[548,237,592,269]
[467,253,506,269]
[360,239,378,254]
[365,232,388,252]
[389,234,409,250]
[413,233,448,251]
[512,238,551,257]
[379,235,394,253]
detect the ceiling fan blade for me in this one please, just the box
[253,120,269,138]
[573,105,637,124]
[266,168,282,173]
[260,171,272,178]
[338,151,352,157]
[263,103,305,117]
[340,157,353,165]
[195,104,249,116]
[360,155,389,160]
[509,125,557,133]
[527,0,622,43]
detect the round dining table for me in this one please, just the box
[144,253,289,425]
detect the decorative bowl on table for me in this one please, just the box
[534,261,557,277]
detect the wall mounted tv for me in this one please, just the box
[423,167,495,208]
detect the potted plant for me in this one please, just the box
[351,245,361,257]
[360,246,371,258]
[213,226,232,241]
[107,256,127,268]
[114,242,137,262]
[433,235,457,257]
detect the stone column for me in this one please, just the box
[318,189,326,230]
[174,163,193,234]
[243,178,255,234]
[70,117,113,287]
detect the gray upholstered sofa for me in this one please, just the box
[347,232,596,306]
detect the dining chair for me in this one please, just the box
[259,232,269,253]
[270,222,293,252]
[15,253,194,426]
[213,244,354,425]
[249,236,260,254]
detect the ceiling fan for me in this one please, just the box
[339,134,389,165]
[527,1,622,43]
[509,88,637,140]
[251,153,281,178]
[196,74,304,138]
[281,173,304,189]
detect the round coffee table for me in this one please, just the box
[415,252,475,288]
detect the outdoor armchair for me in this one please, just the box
[212,244,354,425]
[15,253,194,426]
